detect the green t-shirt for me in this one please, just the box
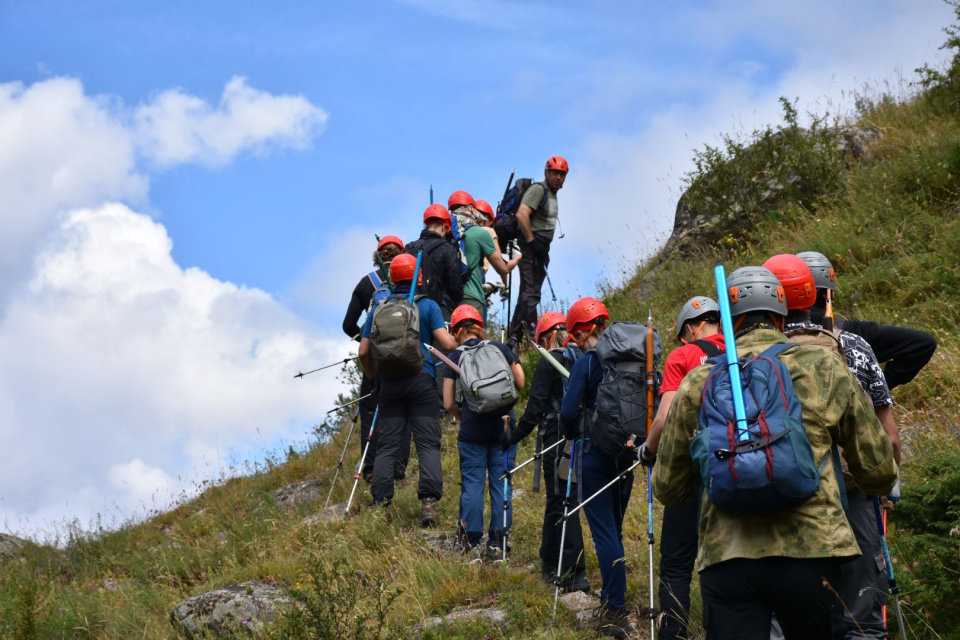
[520,183,558,241]
[462,225,496,303]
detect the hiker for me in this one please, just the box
[441,304,525,558]
[341,235,410,482]
[503,311,590,593]
[507,156,568,353]
[654,266,898,640]
[798,250,937,389]
[405,204,464,321]
[765,253,901,640]
[358,253,459,525]
[559,296,634,638]
[448,190,521,319]
[639,296,724,640]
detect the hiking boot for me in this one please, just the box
[580,603,629,638]
[419,498,439,528]
[479,544,505,562]
[560,569,590,593]
[506,338,520,357]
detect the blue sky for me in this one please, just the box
[0,0,952,536]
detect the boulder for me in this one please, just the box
[414,607,508,635]
[169,580,291,638]
[273,480,322,509]
[0,533,27,560]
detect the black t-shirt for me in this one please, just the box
[444,338,519,444]
[342,272,379,341]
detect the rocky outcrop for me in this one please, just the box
[273,480,322,509]
[0,533,28,560]
[169,580,292,638]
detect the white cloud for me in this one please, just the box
[0,76,343,537]
[135,76,328,167]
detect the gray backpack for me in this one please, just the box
[456,340,517,414]
[370,294,425,378]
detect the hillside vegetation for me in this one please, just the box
[5,10,960,640]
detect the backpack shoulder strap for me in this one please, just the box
[368,270,382,288]
[691,339,723,358]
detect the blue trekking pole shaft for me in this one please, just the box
[713,261,749,441]
[503,418,510,563]
[553,438,578,618]
[873,497,908,640]
[429,184,433,205]
[410,249,423,304]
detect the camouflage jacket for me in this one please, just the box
[653,328,897,571]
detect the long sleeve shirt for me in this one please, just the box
[560,351,602,441]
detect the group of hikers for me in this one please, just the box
[334,155,938,639]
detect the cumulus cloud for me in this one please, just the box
[135,76,328,167]
[0,76,342,536]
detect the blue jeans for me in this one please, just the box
[581,446,633,609]
[458,440,517,547]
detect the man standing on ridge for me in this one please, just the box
[358,254,459,526]
[341,235,410,482]
[639,296,724,640]
[654,266,897,639]
[449,190,521,320]
[405,204,464,321]
[508,156,567,354]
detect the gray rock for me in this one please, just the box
[274,480,323,509]
[169,580,292,638]
[416,607,508,634]
[0,533,27,560]
[302,501,349,525]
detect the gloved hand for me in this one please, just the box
[637,442,657,468]
[530,236,550,264]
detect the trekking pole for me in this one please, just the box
[423,343,461,375]
[713,261,749,441]
[553,438,578,619]
[501,290,508,343]
[345,405,379,514]
[326,392,373,414]
[501,438,565,480]
[645,309,656,640]
[543,265,559,311]
[534,343,570,379]
[410,249,423,303]
[294,356,358,379]
[559,460,641,522]
[502,416,511,563]
[430,184,434,205]
[873,497,908,640]
[824,289,835,331]
[325,408,361,508]
[373,235,394,292]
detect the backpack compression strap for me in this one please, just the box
[691,339,723,359]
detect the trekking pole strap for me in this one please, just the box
[713,261,749,441]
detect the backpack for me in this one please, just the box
[785,326,845,361]
[366,270,392,313]
[691,342,834,516]
[404,238,454,307]
[369,294,426,378]
[493,179,548,252]
[456,340,517,414]
[588,322,662,463]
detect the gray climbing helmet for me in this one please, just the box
[674,296,719,341]
[796,251,836,291]
[726,267,787,317]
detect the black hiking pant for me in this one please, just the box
[371,371,443,504]
[509,240,547,344]
[700,557,841,640]
[540,431,586,579]
[359,373,410,479]
[835,490,887,639]
[658,499,699,640]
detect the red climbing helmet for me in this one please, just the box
[474,199,495,222]
[376,235,404,252]
[763,254,816,311]
[534,311,567,344]
[451,304,484,331]
[565,297,609,338]
[545,156,569,173]
[447,190,476,209]
[389,253,422,286]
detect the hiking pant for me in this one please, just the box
[508,242,547,344]
[371,371,442,504]
[839,320,937,389]
[540,434,586,578]
[658,499,699,640]
[836,490,887,640]
[359,373,410,479]
[581,447,633,609]
[699,557,841,640]
[457,440,516,548]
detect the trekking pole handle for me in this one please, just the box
[714,261,749,441]
[327,392,374,414]
[560,460,641,522]
[294,356,358,378]
[423,343,461,375]
[534,343,570,379]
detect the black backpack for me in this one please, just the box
[493,178,548,253]
[404,237,453,307]
[588,322,662,464]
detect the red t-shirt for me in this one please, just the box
[660,333,726,395]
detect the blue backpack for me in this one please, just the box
[493,178,548,253]
[691,342,835,516]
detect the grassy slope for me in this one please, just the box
[6,48,960,640]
